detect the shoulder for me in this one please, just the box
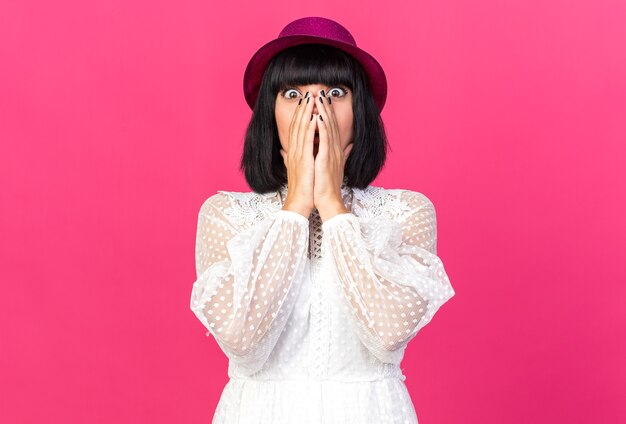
[198,191,231,216]
[354,185,435,220]
[200,189,277,210]
[198,189,281,229]
[398,189,435,213]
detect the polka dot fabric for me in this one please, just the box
[190,180,455,423]
[190,193,310,375]
[321,189,455,365]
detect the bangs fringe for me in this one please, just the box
[267,44,358,94]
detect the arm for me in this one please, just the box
[321,190,455,364]
[190,192,310,374]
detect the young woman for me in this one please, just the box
[190,16,455,424]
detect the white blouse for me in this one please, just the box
[190,179,455,424]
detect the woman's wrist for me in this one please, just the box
[282,202,312,219]
[318,201,349,223]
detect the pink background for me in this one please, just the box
[1,1,625,423]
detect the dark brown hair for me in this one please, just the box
[239,43,389,193]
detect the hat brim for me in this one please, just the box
[243,35,387,112]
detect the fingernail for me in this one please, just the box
[328,97,332,104]
[311,114,314,121]
[319,96,323,103]
[298,98,302,105]
[307,97,310,104]
[305,91,309,98]
[320,115,324,122]
[321,90,325,97]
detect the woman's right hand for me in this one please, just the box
[279,91,317,219]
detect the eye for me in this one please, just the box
[281,88,301,100]
[328,87,349,97]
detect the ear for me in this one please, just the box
[343,143,353,157]
[343,143,354,166]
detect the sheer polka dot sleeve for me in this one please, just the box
[321,190,455,364]
[190,193,310,374]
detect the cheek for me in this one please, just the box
[275,108,290,146]
[340,110,354,146]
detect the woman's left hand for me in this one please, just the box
[313,90,353,222]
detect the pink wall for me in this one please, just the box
[1,1,625,423]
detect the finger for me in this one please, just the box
[317,112,329,162]
[288,95,302,135]
[322,92,341,152]
[297,91,315,157]
[316,91,333,157]
[319,91,341,156]
[288,93,304,147]
[289,91,310,157]
[304,110,316,155]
